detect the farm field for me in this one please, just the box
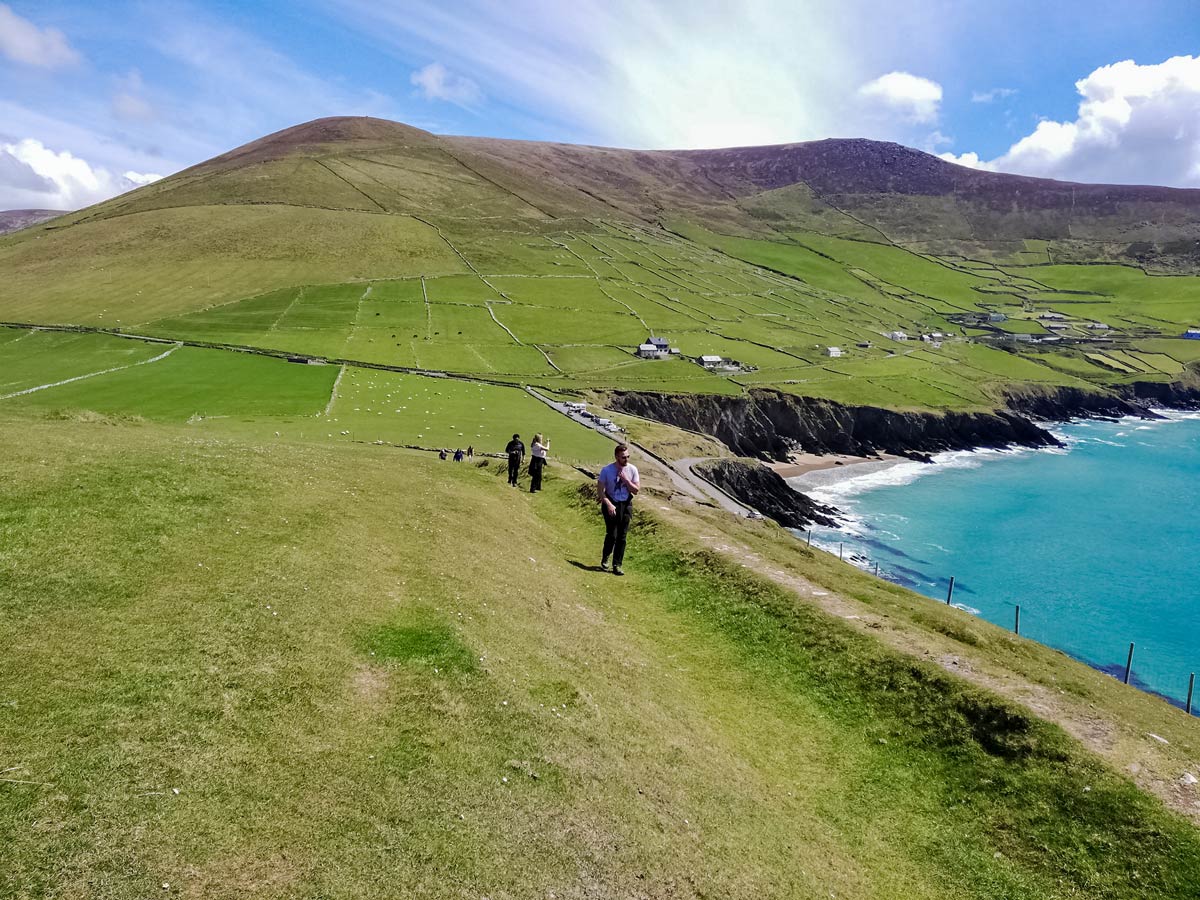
[0,333,613,460]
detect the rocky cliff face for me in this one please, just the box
[608,389,1065,462]
[693,459,838,528]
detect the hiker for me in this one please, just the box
[454,448,465,462]
[529,433,549,492]
[597,443,639,576]
[505,433,525,486]
[467,445,474,459]
[438,448,448,461]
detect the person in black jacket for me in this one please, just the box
[505,433,525,486]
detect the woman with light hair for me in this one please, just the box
[529,433,549,493]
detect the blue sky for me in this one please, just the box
[3,0,1200,209]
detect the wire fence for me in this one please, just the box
[810,532,1198,717]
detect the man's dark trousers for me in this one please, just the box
[602,499,633,567]
[508,454,520,485]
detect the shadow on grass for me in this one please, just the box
[567,559,607,573]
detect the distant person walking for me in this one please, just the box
[597,443,639,575]
[529,433,549,492]
[505,433,525,486]
[467,445,474,459]
[453,448,465,462]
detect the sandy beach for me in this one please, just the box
[769,452,904,479]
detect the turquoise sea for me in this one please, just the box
[793,412,1200,707]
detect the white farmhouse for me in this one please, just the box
[825,346,843,358]
[885,330,908,341]
[699,355,723,368]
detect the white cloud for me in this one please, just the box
[971,87,1016,104]
[937,150,996,171]
[950,56,1200,187]
[858,71,943,124]
[410,62,482,107]
[0,138,161,210]
[329,0,866,149]
[0,3,81,69]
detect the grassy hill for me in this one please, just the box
[1,116,1198,426]
[3,413,1200,898]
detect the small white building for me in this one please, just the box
[699,355,724,368]
[1185,327,1200,340]
[825,346,843,358]
[636,336,673,359]
[885,330,909,341]
[1039,312,1066,320]
[1087,322,1110,331]
[988,312,1008,323]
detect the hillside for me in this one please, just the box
[1,116,1198,429]
[3,413,1200,898]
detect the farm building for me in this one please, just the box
[635,336,675,359]
[699,355,724,368]
[988,312,1007,322]
[1184,328,1200,340]
[1087,322,1110,331]
[856,340,873,349]
[885,330,908,341]
[1039,312,1066,320]
[825,346,843,358]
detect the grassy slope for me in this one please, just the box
[3,414,1200,899]
[3,123,1198,413]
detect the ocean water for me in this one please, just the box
[793,412,1200,706]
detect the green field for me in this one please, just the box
[7,198,1198,410]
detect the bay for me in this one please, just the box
[792,413,1200,705]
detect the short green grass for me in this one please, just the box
[2,414,1199,898]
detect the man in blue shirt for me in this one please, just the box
[596,443,640,576]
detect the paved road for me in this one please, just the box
[524,386,750,515]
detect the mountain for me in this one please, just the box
[0,208,66,235]
[2,116,1198,416]
[71,117,1200,266]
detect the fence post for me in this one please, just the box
[839,542,844,561]
[807,530,812,547]
[1188,674,1195,716]
[1014,605,1021,635]
[874,562,879,577]
[1123,643,1135,685]
[945,576,955,606]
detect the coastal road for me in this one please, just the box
[523,387,750,515]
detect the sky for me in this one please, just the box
[4,0,1200,210]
